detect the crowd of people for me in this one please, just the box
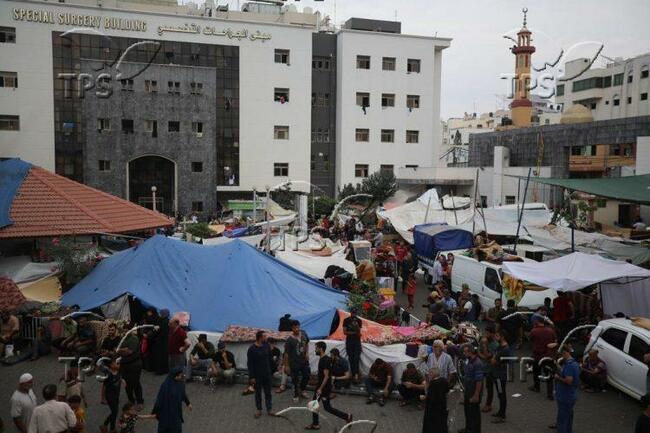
[3,224,650,433]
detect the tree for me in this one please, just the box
[308,195,336,219]
[337,183,360,200]
[360,170,397,207]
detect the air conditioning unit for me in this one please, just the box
[196,132,203,138]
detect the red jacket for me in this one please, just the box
[530,325,557,359]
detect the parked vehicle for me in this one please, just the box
[585,318,649,400]
[448,254,505,311]
[414,223,473,284]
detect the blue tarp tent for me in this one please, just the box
[61,235,346,338]
[0,159,32,229]
[413,223,474,260]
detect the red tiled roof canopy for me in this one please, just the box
[0,166,174,238]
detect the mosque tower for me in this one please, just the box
[510,8,535,127]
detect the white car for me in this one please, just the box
[585,318,649,400]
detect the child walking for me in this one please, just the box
[405,273,417,310]
[119,402,155,433]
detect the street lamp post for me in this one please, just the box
[151,186,157,212]
[265,185,271,252]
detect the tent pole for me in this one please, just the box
[451,191,458,225]
[424,195,432,224]
[513,168,532,255]
[265,186,271,253]
[472,169,479,234]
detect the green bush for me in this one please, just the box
[185,222,214,239]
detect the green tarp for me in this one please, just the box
[520,174,650,205]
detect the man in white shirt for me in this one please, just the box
[28,384,77,433]
[11,373,38,433]
[432,256,445,284]
[426,340,457,383]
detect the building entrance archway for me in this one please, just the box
[128,155,176,215]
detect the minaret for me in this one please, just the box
[510,8,535,127]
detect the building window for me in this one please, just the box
[191,162,203,172]
[380,164,394,174]
[192,201,204,212]
[274,125,289,140]
[613,73,623,86]
[381,93,395,108]
[144,120,157,137]
[0,71,18,88]
[0,27,16,43]
[590,102,597,110]
[505,196,516,205]
[121,119,134,134]
[628,73,633,84]
[274,88,289,103]
[0,115,19,131]
[480,196,488,208]
[613,97,620,106]
[312,58,331,71]
[97,118,111,132]
[355,128,369,142]
[356,55,370,70]
[274,49,290,64]
[311,154,316,170]
[144,80,158,92]
[380,129,394,143]
[322,129,330,142]
[642,67,649,79]
[407,58,421,73]
[120,79,134,91]
[556,84,564,96]
[406,130,419,143]
[190,82,203,95]
[628,96,632,104]
[168,121,180,132]
[642,93,648,101]
[356,92,370,108]
[603,76,612,87]
[405,165,419,169]
[382,57,396,71]
[167,81,180,95]
[274,163,289,177]
[407,95,420,109]
[355,164,369,178]
[98,160,111,171]
[191,121,203,136]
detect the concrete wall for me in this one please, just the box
[335,28,449,189]
[636,136,650,222]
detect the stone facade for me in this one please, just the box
[82,62,219,216]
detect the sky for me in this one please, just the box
[216,0,650,119]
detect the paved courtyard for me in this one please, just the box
[0,351,642,433]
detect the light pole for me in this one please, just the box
[151,186,157,212]
[265,185,271,252]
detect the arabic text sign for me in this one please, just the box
[157,23,271,41]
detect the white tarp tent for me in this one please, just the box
[502,252,650,291]
[378,189,474,244]
[187,331,421,384]
[503,252,650,316]
[275,248,357,280]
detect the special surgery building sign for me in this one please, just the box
[11,7,272,41]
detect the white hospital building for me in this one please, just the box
[0,0,450,215]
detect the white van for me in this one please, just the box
[446,253,505,311]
